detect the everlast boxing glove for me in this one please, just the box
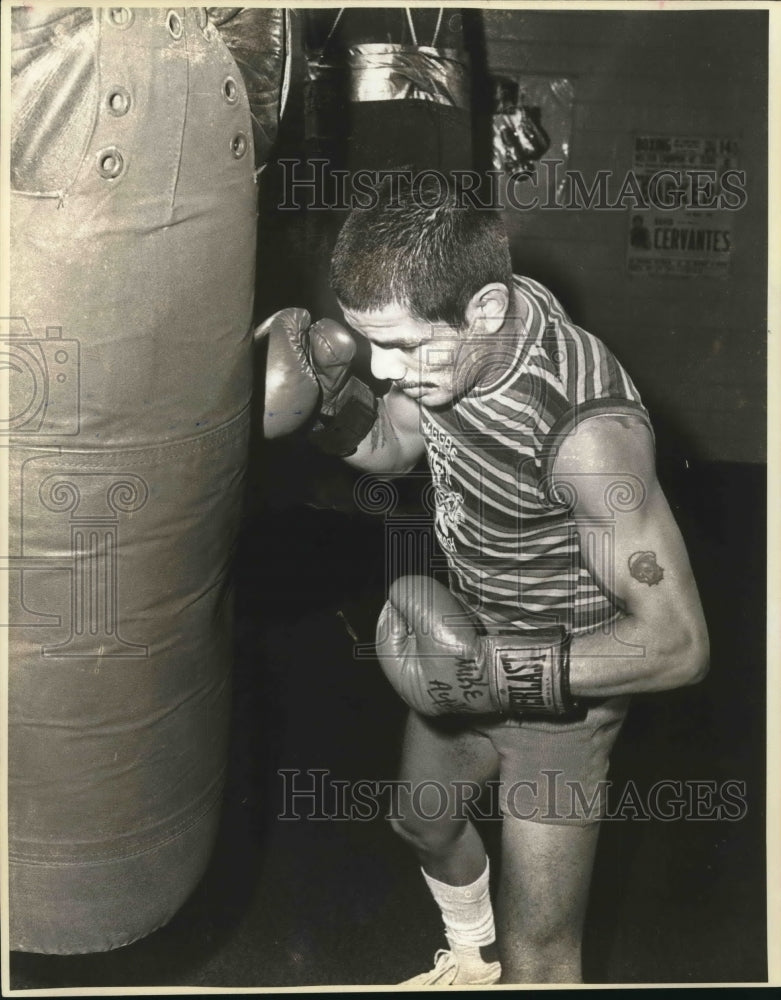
[255,308,321,438]
[307,318,379,456]
[376,576,577,718]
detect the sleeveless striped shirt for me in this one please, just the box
[421,275,652,635]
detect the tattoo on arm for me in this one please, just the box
[628,550,664,586]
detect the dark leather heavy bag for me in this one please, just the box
[304,7,473,173]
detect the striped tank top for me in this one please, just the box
[421,276,652,635]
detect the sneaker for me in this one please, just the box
[400,948,502,986]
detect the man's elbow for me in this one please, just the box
[667,619,710,688]
[682,632,710,686]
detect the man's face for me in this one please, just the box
[339,303,470,408]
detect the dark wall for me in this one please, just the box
[482,9,767,463]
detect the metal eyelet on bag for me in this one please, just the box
[230,133,248,159]
[223,77,239,105]
[106,87,131,117]
[108,8,133,29]
[167,10,183,39]
[96,147,125,180]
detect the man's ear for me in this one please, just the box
[465,283,510,335]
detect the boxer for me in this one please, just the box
[284,178,709,985]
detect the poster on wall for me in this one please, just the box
[627,135,740,278]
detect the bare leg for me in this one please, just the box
[496,816,601,984]
[391,711,500,885]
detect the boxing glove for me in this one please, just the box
[376,575,576,718]
[255,308,321,439]
[307,318,379,456]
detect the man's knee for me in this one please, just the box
[389,813,467,856]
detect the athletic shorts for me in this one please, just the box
[471,695,631,826]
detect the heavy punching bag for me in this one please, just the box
[294,7,474,323]
[6,6,286,953]
[304,6,473,175]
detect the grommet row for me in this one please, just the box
[99,84,130,178]
[100,10,247,178]
[107,6,187,39]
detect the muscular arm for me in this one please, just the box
[552,415,709,697]
[344,386,427,474]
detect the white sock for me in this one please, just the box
[422,859,497,960]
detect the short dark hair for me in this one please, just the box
[331,176,513,330]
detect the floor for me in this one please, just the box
[9,456,768,990]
